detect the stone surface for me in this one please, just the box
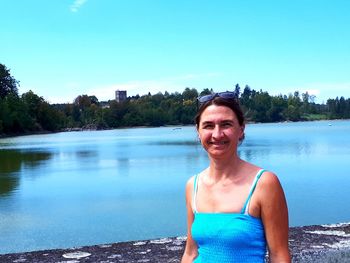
[1,223,350,262]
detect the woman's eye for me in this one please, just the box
[222,122,233,127]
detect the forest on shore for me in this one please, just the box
[1,63,350,137]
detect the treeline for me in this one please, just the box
[1,63,350,136]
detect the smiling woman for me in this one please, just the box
[181,93,291,263]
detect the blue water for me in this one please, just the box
[0,120,349,254]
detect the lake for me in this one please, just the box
[1,120,350,254]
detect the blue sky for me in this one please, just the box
[1,0,349,104]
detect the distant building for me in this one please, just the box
[115,90,127,103]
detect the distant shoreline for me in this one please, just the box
[1,119,349,140]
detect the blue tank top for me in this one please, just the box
[191,169,267,263]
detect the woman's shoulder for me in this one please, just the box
[185,173,200,204]
[185,175,195,190]
[257,170,285,202]
[186,169,206,186]
[185,170,206,195]
[259,170,281,187]
[185,174,198,195]
[242,159,278,184]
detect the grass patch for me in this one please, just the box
[302,114,328,121]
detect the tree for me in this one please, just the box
[0,98,11,133]
[234,83,240,98]
[37,102,65,131]
[267,95,287,122]
[285,92,301,120]
[89,95,99,105]
[241,85,252,108]
[285,105,300,121]
[199,88,213,96]
[22,90,44,119]
[0,64,19,98]
[251,90,271,122]
[301,92,310,113]
[182,87,198,100]
[1,93,31,132]
[74,95,91,109]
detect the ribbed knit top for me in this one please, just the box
[191,169,267,263]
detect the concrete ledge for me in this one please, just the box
[1,223,350,262]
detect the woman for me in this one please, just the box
[181,92,290,263]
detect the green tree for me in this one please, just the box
[267,95,287,122]
[37,102,65,131]
[285,92,301,121]
[182,87,198,100]
[2,93,31,133]
[241,85,252,107]
[199,88,213,96]
[74,95,92,109]
[251,90,271,122]
[89,95,99,105]
[0,64,19,99]
[22,91,44,117]
[234,83,240,98]
[301,92,311,114]
[181,99,196,124]
[0,98,11,133]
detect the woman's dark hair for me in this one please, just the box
[195,97,245,141]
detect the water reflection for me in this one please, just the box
[148,140,199,146]
[239,138,313,162]
[76,150,98,158]
[0,150,51,196]
[0,176,19,197]
[116,158,131,177]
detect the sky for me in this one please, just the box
[1,0,350,104]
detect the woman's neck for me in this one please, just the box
[207,155,244,183]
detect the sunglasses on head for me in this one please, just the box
[197,91,237,105]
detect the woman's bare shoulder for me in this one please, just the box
[186,169,207,187]
[260,170,281,188]
[257,170,286,204]
[185,175,195,191]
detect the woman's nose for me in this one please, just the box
[212,125,223,138]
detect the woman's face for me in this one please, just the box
[197,105,244,158]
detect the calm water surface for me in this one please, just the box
[0,120,350,253]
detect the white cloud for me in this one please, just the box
[70,0,88,12]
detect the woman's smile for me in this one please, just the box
[209,140,229,146]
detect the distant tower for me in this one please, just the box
[115,90,127,103]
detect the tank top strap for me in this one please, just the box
[241,169,266,215]
[192,174,200,213]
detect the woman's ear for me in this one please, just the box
[241,124,245,133]
[239,124,245,141]
[196,125,202,143]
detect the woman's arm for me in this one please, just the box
[259,172,291,263]
[181,177,198,263]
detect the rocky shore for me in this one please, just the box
[1,223,350,263]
